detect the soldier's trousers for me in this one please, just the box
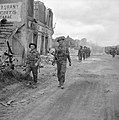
[82,53,86,60]
[57,61,66,86]
[78,54,82,61]
[25,66,38,83]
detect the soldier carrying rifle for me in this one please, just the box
[52,36,71,89]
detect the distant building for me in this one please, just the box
[0,0,54,65]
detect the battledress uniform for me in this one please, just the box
[78,46,83,61]
[54,36,71,88]
[25,43,40,84]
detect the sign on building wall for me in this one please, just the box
[0,2,22,22]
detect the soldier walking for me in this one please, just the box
[82,46,86,60]
[77,46,83,62]
[53,36,71,89]
[87,47,91,58]
[25,43,41,87]
[110,47,116,58]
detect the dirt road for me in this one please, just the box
[0,52,119,120]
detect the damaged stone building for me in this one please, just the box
[0,0,54,65]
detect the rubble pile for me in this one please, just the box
[0,69,31,90]
[0,53,54,90]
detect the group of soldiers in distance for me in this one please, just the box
[77,46,91,62]
[105,46,119,58]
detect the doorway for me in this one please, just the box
[40,35,44,55]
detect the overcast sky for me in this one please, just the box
[39,0,119,46]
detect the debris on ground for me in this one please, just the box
[0,68,32,90]
[0,99,15,107]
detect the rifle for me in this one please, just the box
[7,41,13,54]
[52,49,57,66]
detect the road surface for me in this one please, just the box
[0,52,119,120]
